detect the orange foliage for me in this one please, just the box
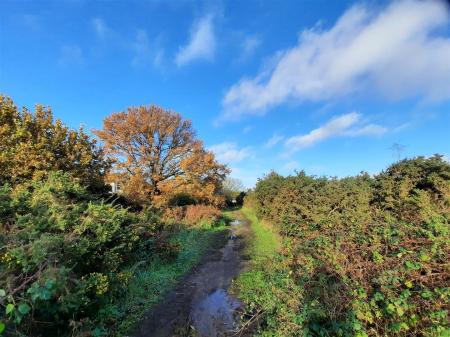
[162,205,221,226]
[94,105,229,206]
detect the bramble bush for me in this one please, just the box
[243,155,449,336]
[0,172,164,337]
[162,204,222,226]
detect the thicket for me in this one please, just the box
[0,172,169,336]
[0,96,227,336]
[243,155,449,337]
[162,204,222,226]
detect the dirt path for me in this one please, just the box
[131,212,252,337]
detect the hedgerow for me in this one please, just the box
[242,155,449,336]
[0,172,164,336]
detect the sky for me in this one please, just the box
[1,0,449,187]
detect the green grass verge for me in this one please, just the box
[232,207,303,337]
[240,206,280,261]
[94,223,228,336]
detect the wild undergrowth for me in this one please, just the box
[236,155,449,337]
[232,207,302,336]
[96,222,227,336]
[0,172,227,337]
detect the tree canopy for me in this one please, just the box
[0,95,108,190]
[94,105,229,205]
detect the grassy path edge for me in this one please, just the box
[102,223,229,336]
[231,207,303,337]
[240,207,280,260]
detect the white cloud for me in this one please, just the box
[131,29,165,69]
[91,17,109,38]
[344,123,387,136]
[208,142,251,164]
[236,35,261,62]
[132,29,151,65]
[285,112,387,152]
[228,166,267,188]
[265,133,284,148]
[175,14,216,66]
[222,0,450,120]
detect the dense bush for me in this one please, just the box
[162,204,222,226]
[245,155,449,336]
[0,95,109,191]
[0,95,230,336]
[0,172,162,336]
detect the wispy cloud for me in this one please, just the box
[208,142,251,164]
[265,133,284,148]
[131,29,165,69]
[91,17,110,38]
[236,35,261,63]
[19,14,41,31]
[285,112,387,152]
[175,14,216,66]
[58,45,84,67]
[222,0,450,120]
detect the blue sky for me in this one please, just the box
[1,0,449,187]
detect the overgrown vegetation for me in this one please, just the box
[0,95,108,191]
[0,172,158,336]
[237,156,449,337]
[93,219,227,336]
[0,96,229,337]
[2,94,449,337]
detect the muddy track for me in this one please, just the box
[130,212,253,337]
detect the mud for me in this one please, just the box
[130,213,252,337]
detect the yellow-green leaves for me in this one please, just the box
[0,95,108,190]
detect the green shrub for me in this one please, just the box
[244,156,450,337]
[0,172,161,336]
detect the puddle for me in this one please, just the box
[191,289,242,337]
[131,215,252,337]
[230,219,242,226]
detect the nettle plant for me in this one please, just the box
[0,172,160,336]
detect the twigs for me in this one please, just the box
[232,309,263,336]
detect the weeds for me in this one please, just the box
[235,156,450,337]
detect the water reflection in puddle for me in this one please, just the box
[230,219,242,226]
[191,289,242,337]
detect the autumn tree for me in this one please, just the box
[0,95,108,189]
[222,177,245,197]
[221,177,246,206]
[94,105,229,205]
